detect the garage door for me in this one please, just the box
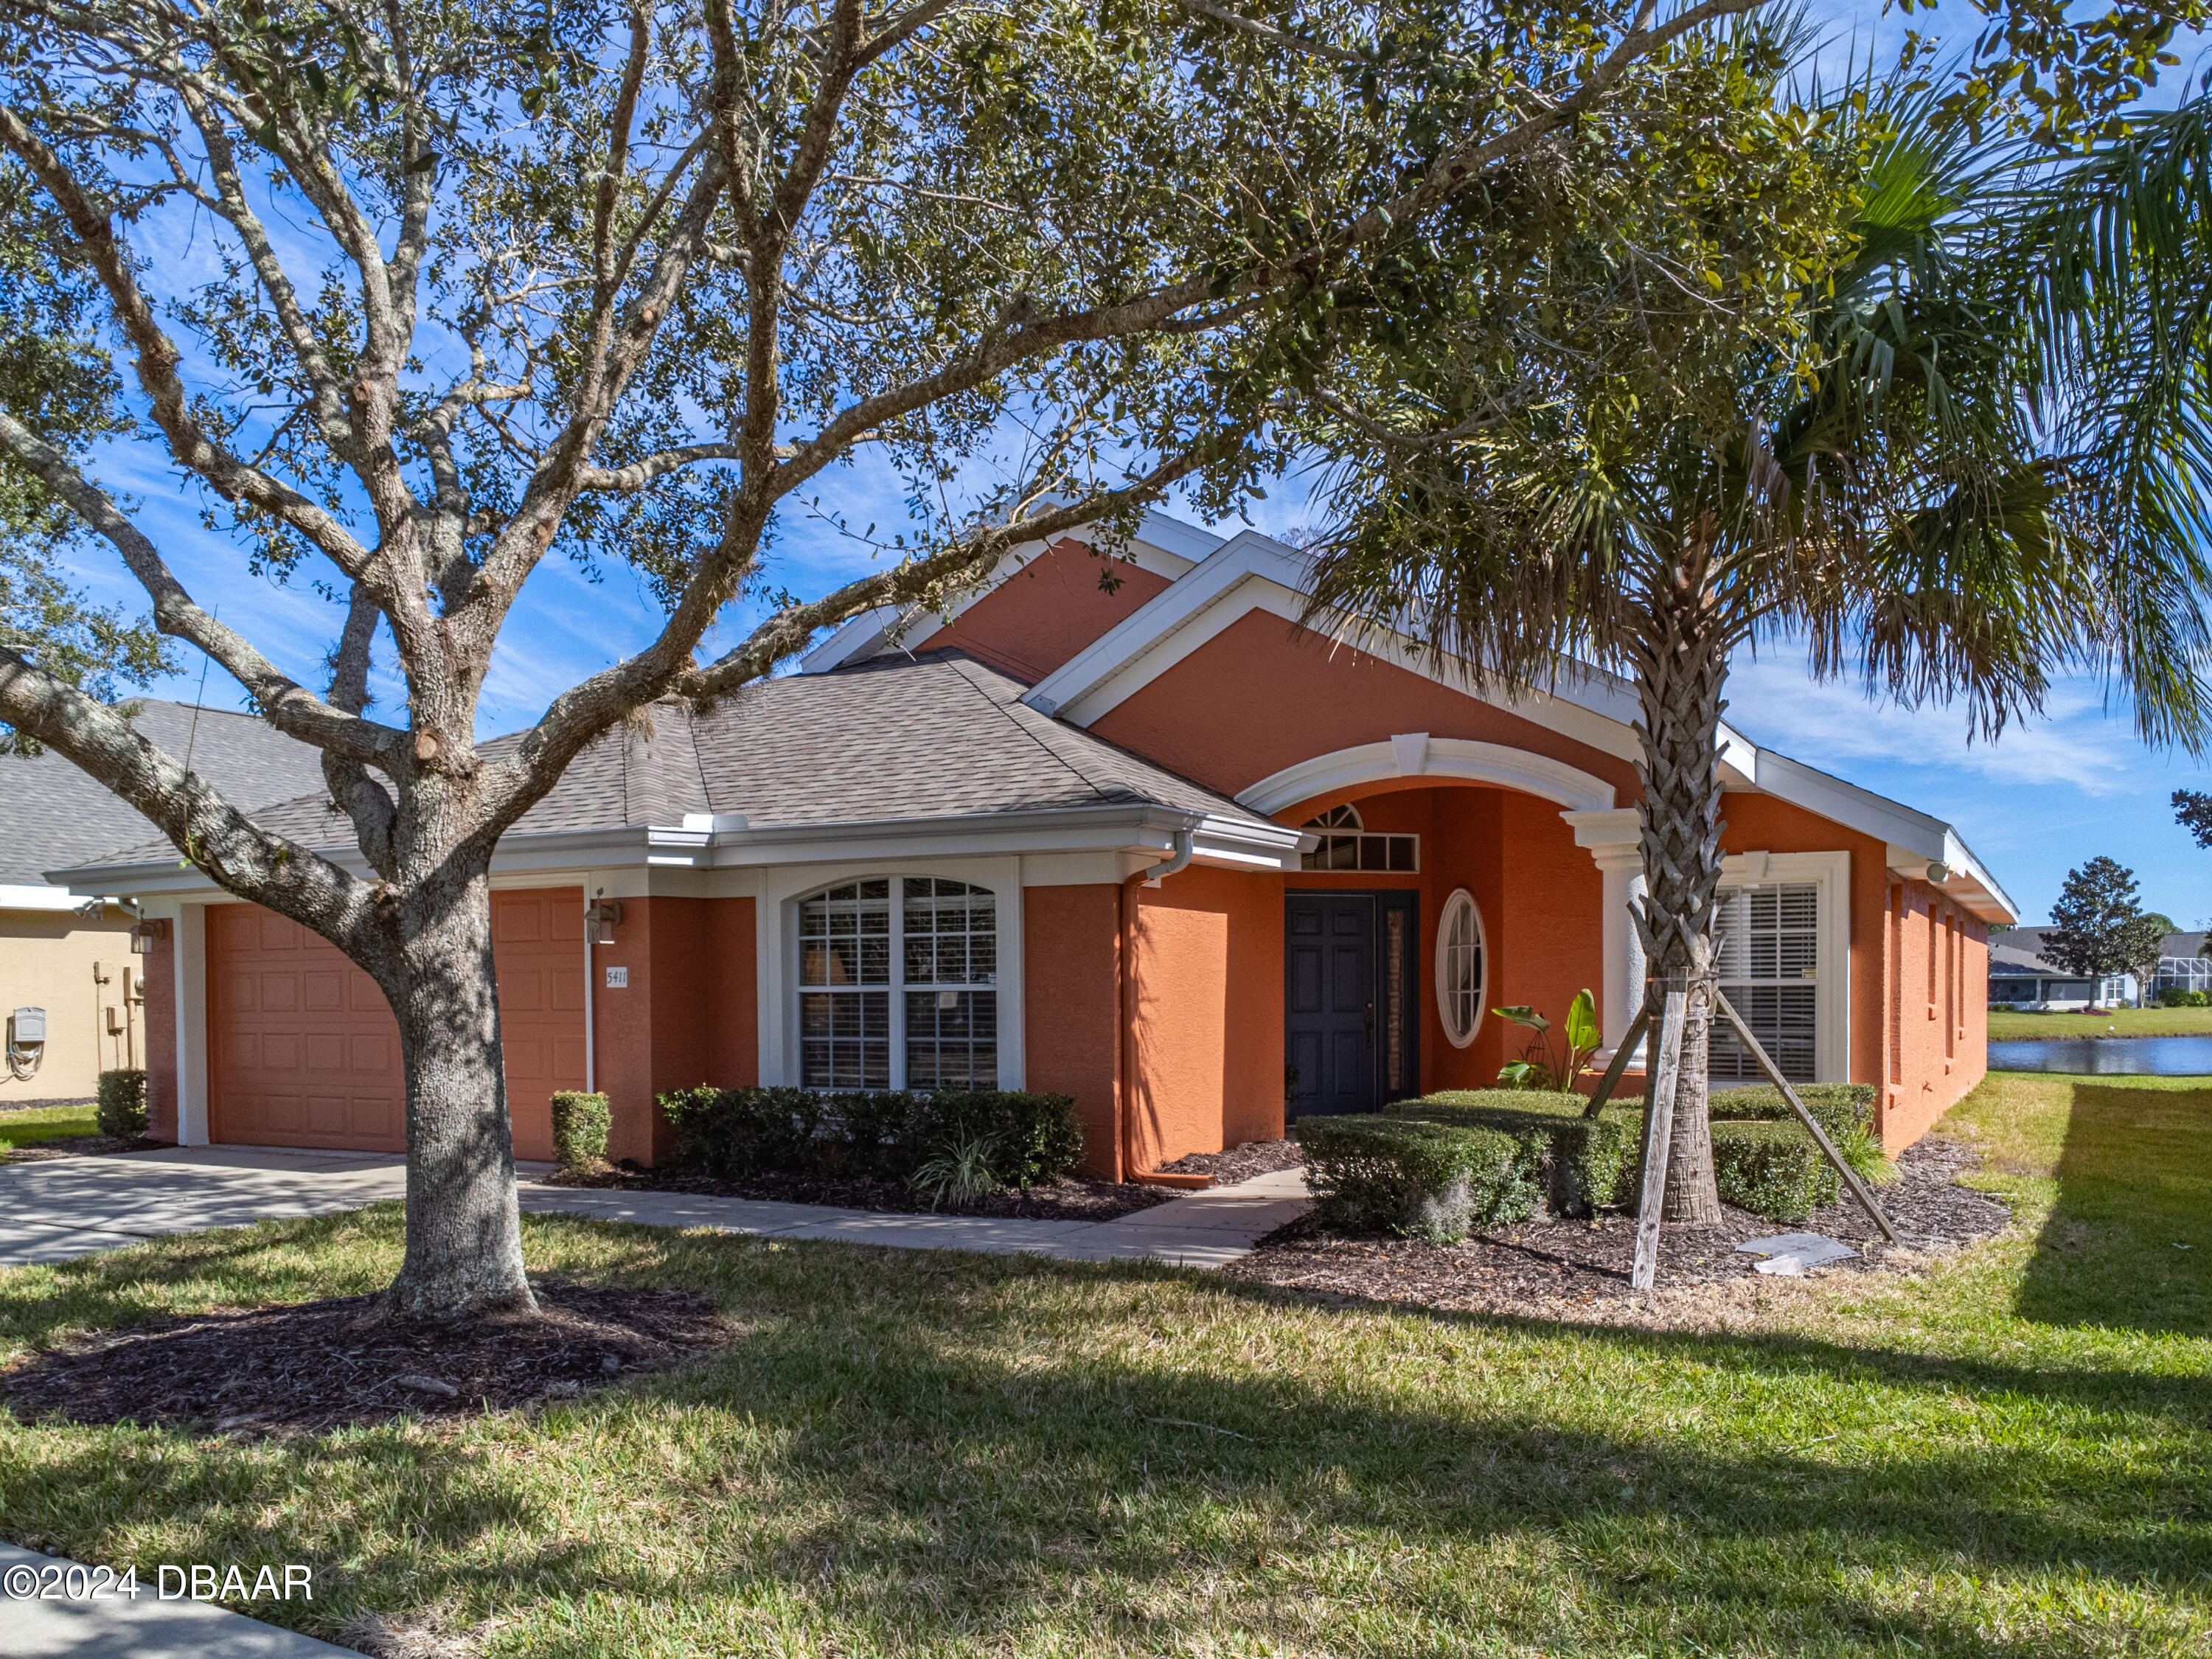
[207,889,587,1156]
[208,905,404,1150]
[491,888,587,1163]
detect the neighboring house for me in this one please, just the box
[1990,927,2212,1007]
[55,515,2014,1169]
[1,703,327,1106]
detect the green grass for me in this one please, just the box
[0,1103,97,1150]
[1989,1004,2212,1040]
[0,1077,2207,1657]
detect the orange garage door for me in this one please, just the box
[207,890,586,1157]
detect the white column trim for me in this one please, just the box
[173,902,209,1146]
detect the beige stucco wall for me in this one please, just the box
[0,905,149,1105]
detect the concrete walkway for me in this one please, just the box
[0,1541,352,1657]
[0,1146,1308,1271]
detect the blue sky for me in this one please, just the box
[48,1,2212,929]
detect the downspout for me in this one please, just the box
[1141,828,1194,888]
[1120,829,1196,1179]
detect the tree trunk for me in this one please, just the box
[1631,559,1729,1225]
[376,858,535,1319]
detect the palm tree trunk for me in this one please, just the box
[1630,555,1728,1225]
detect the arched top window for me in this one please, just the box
[1436,888,1486,1048]
[799,877,998,1089]
[1302,803,1418,872]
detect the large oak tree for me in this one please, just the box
[0,0,1780,1315]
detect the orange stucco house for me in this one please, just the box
[61,513,2013,1175]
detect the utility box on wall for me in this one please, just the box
[10,1006,45,1043]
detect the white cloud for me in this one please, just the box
[1723,653,2140,797]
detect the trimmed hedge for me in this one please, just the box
[1707,1082,1875,1139]
[1295,1115,1533,1243]
[95,1068,147,1138]
[1388,1090,1637,1217]
[655,1086,1082,1189]
[550,1091,611,1170]
[1711,1120,1840,1222]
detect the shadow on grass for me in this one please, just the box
[4,1211,2211,1655]
[2015,1083,2212,1337]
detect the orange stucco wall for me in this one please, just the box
[1024,883,1124,1178]
[1879,881,1989,1150]
[1091,607,1643,804]
[1126,863,1282,1171]
[922,538,1173,684]
[588,894,757,1166]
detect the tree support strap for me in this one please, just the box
[1711,990,1900,1245]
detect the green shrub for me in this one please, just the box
[1389,1090,1637,1217]
[95,1068,147,1138]
[655,1086,1082,1188]
[1706,1082,1874,1138]
[1711,1120,1840,1222]
[549,1091,611,1170]
[2158,987,2191,1008]
[1295,1115,1532,1242]
[1707,1082,1891,1184]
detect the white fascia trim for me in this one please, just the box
[1237,736,1617,817]
[645,802,1309,872]
[0,883,96,912]
[1749,748,2017,924]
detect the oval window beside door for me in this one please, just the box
[1436,888,1486,1048]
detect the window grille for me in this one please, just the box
[1711,883,1818,1082]
[1436,888,1485,1048]
[799,877,997,1089]
[1300,804,1417,872]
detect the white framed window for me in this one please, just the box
[798,876,998,1089]
[1301,803,1419,872]
[1710,850,1850,1084]
[1436,887,1486,1048]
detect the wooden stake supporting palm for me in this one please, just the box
[1712,992,1899,1244]
[1630,992,1688,1292]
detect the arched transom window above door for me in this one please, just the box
[1301,803,1419,872]
[798,877,998,1090]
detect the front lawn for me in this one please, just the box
[1,1077,2207,1657]
[1989,1003,2212,1040]
[0,1103,98,1151]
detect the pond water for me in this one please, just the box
[1988,1034,2212,1075]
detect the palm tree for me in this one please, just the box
[1294,60,2212,1220]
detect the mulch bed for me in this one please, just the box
[1,1133,169,1164]
[1159,1137,1304,1185]
[0,1281,732,1437]
[1218,1137,2015,1328]
[541,1163,1173,1222]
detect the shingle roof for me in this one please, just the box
[2,701,329,887]
[76,655,1270,870]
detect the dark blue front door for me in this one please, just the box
[1285,894,1375,1115]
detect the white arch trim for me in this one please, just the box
[1234,734,1617,818]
